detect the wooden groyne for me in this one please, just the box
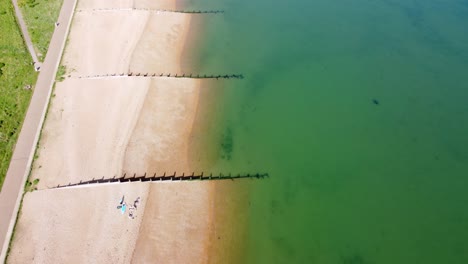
[77,73,244,80]
[76,8,225,14]
[51,172,269,189]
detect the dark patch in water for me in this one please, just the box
[341,254,370,264]
[385,0,465,59]
[270,199,283,215]
[272,236,296,259]
[220,127,233,160]
[372,99,380,105]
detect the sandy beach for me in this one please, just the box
[7,0,244,263]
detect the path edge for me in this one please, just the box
[0,0,78,261]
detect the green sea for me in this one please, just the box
[183,0,468,263]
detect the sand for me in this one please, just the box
[32,77,202,188]
[64,10,190,76]
[7,181,221,264]
[7,0,230,263]
[8,183,150,263]
[76,0,178,10]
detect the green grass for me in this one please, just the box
[25,178,39,192]
[56,64,66,81]
[18,0,63,60]
[0,1,37,190]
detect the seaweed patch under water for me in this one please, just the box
[220,127,233,160]
[341,254,370,264]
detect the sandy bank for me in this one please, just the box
[8,180,229,264]
[7,0,224,262]
[8,183,150,263]
[77,0,178,10]
[32,77,201,189]
[64,11,191,76]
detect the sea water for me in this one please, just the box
[183,0,468,263]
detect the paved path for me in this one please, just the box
[11,0,41,69]
[0,0,77,261]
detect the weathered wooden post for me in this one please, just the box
[171,171,175,181]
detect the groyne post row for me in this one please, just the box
[52,172,269,189]
[77,73,244,80]
[76,8,225,14]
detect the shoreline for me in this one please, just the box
[7,0,246,262]
[182,11,252,263]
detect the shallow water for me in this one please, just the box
[182,0,468,263]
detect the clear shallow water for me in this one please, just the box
[183,0,468,263]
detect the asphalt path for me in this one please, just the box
[0,0,77,261]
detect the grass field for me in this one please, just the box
[18,0,63,60]
[0,1,38,189]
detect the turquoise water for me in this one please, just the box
[184,0,468,263]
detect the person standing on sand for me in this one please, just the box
[117,195,125,209]
[134,197,140,209]
[121,202,127,214]
[128,206,136,219]
[117,196,140,218]
[126,197,141,219]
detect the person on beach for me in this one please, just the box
[128,206,136,219]
[134,197,140,209]
[117,195,125,209]
[121,202,127,214]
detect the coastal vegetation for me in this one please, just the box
[56,64,66,81]
[0,0,37,189]
[25,178,39,192]
[0,0,63,189]
[18,0,62,60]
